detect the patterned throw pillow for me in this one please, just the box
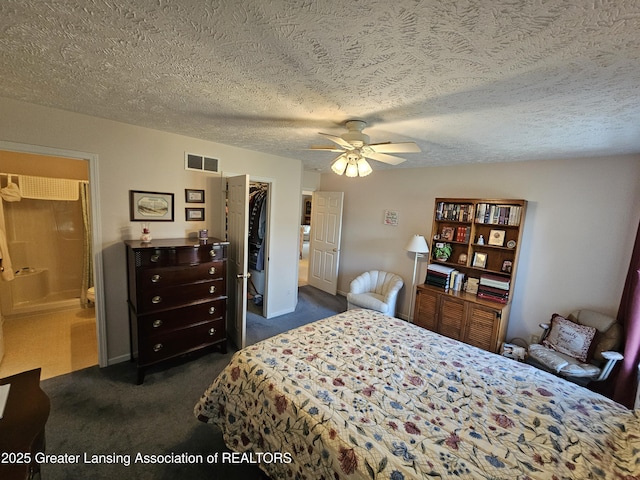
[542,314,597,363]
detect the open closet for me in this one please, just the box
[247,182,268,315]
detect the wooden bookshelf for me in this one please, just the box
[413,198,527,353]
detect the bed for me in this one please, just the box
[194,309,640,479]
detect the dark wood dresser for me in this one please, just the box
[125,238,229,384]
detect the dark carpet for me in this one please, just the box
[38,286,346,480]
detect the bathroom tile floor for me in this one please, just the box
[0,306,98,380]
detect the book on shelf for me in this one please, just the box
[479,274,510,290]
[475,204,522,226]
[436,202,474,222]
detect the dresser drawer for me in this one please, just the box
[134,244,225,267]
[137,261,225,288]
[137,299,225,337]
[138,319,226,365]
[136,278,226,313]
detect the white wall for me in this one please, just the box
[0,97,303,364]
[320,156,640,342]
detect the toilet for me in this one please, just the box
[87,286,95,304]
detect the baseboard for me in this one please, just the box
[107,353,131,366]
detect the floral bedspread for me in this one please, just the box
[194,309,640,479]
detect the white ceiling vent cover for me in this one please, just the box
[185,153,219,173]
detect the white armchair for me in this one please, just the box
[347,270,404,317]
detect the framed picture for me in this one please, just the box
[457,253,468,265]
[383,210,398,226]
[130,190,174,222]
[186,207,205,221]
[488,229,506,246]
[472,252,487,268]
[501,260,513,273]
[441,226,455,241]
[185,188,205,203]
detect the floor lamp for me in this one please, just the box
[405,234,429,322]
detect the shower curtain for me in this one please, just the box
[80,182,93,307]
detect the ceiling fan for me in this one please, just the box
[309,120,421,177]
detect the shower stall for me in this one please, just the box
[0,173,91,318]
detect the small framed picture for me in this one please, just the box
[501,260,513,273]
[472,252,487,268]
[488,229,506,246]
[185,189,205,203]
[441,226,455,241]
[457,253,468,265]
[185,207,205,221]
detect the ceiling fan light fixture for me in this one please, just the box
[331,155,348,175]
[356,158,372,177]
[345,160,359,177]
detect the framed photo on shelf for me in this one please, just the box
[457,253,468,265]
[185,207,205,221]
[472,252,487,268]
[488,229,506,246]
[441,226,455,241]
[501,260,513,273]
[129,190,174,222]
[185,188,205,203]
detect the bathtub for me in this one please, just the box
[11,268,50,304]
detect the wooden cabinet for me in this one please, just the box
[413,198,526,353]
[125,238,229,384]
[415,285,506,352]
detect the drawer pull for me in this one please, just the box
[209,328,216,336]
[209,266,216,275]
[209,250,216,258]
[152,319,163,328]
[209,285,216,294]
[151,274,161,283]
[150,254,160,263]
[152,296,162,304]
[153,343,163,352]
[209,306,216,314]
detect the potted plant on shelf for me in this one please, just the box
[433,242,452,261]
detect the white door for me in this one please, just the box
[226,175,250,349]
[308,191,344,295]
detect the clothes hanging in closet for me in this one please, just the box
[248,185,267,271]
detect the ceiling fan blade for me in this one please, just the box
[368,142,421,153]
[362,151,407,165]
[307,145,346,152]
[318,132,354,150]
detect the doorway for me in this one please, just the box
[299,193,312,287]
[0,141,107,378]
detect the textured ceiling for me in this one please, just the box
[1,0,639,172]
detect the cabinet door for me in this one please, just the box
[414,288,439,331]
[438,296,466,341]
[463,303,500,352]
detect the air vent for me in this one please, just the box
[185,153,219,173]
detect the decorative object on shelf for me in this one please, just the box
[185,188,205,203]
[488,229,506,246]
[186,207,205,221]
[477,235,485,245]
[433,242,452,261]
[458,253,468,265]
[140,223,152,243]
[501,260,513,273]
[472,251,487,268]
[383,209,398,226]
[405,234,430,322]
[130,190,174,222]
[506,240,517,249]
[441,226,455,241]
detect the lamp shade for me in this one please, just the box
[405,234,429,253]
